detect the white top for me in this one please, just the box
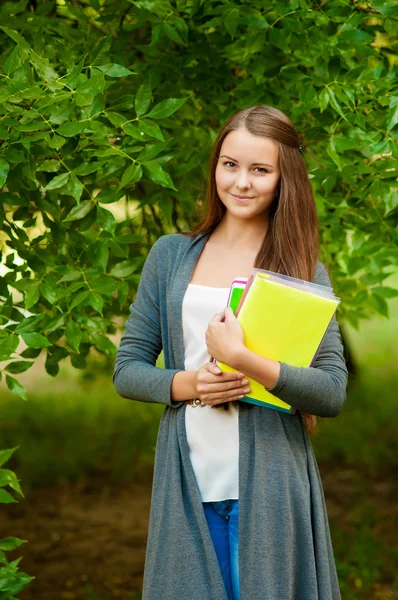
[182,283,239,502]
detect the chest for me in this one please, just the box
[189,243,258,287]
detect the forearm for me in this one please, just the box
[230,323,348,418]
[170,370,197,401]
[232,347,281,390]
[113,359,183,407]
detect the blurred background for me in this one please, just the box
[0,0,397,599]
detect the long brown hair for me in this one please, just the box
[188,105,319,436]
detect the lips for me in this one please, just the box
[231,193,254,200]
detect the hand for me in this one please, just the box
[205,307,246,367]
[193,362,251,407]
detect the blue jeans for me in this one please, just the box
[203,500,240,600]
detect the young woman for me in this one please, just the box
[113,105,348,600]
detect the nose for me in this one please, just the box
[235,169,251,190]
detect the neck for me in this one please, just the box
[210,212,269,251]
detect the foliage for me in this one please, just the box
[0,0,397,401]
[0,447,34,599]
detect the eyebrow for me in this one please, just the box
[220,155,274,169]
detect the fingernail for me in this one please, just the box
[243,388,251,394]
[242,379,248,385]
[214,367,221,374]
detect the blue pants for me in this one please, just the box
[203,500,240,600]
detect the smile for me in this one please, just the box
[231,193,255,200]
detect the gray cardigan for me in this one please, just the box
[113,231,348,600]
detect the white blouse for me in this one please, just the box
[182,283,239,502]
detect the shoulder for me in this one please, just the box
[312,259,332,287]
[152,232,193,253]
[147,232,202,270]
[150,231,206,259]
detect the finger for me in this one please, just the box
[205,362,223,376]
[224,306,235,320]
[202,379,251,394]
[208,311,225,325]
[204,386,250,405]
[197,377,250,397]
[202,368,246,383]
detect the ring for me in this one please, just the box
[191,398,206,407]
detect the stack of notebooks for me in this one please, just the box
[215,268,340,414]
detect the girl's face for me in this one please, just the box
[215,127,281,223]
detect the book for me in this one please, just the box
[216,270,340,414]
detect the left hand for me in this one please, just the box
[205,307,246,366]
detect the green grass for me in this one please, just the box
[0,368,163,493]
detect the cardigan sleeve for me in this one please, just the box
[112,238,182,407]
[266,264,348,418]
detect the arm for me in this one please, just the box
[206,265,348,418]
[112,238,182,407]
[265,266,348,417]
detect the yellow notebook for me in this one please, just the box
[217,273,339,414]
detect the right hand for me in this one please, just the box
[193,362,251,407]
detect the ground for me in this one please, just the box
[1,467,397,600]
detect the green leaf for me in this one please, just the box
[143,161,177,190]
[318,88,329,113]
[0,469,23,496]
[0,447,19,468]
[15,314,45,334]
[90,276,117,294]
[4,45,20,75]
[48,134,66,150]
[369,291,389,318]
[138,119,164,141]
[5,375,28,401]
[43,172,70,191]
[97,206,116,233]
[69,290,89,310]
[387,105,398,132]
[137,141,168,162]
[76,70,105,95]
[326,138,341,171]
[91,334,117,356]
[63,200,93,222]
[63,174,84,203]
[5,361,34,375]
[74,162,103,176]
[117,163,143,191]
[135,79,152,117]
[117,280,129,309]
[37,160,61,172]
[0,537,27,551]
[372,286,398,299]
[97,63,135,77]
[0,334,20,362]
[384,190,398,216]
[110,258,143,278]
[20,332,51,349]
[0,489,18,503]
[90,34,112,65]
[163,23,185,45]
[0,158,10,188]
[88,292,104,314]
[24,283,39,310]
[95,188,125,204]
[65,320,82,353]
[146,98,187,120]
[123,123,143,139]
[57,122,87,137]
